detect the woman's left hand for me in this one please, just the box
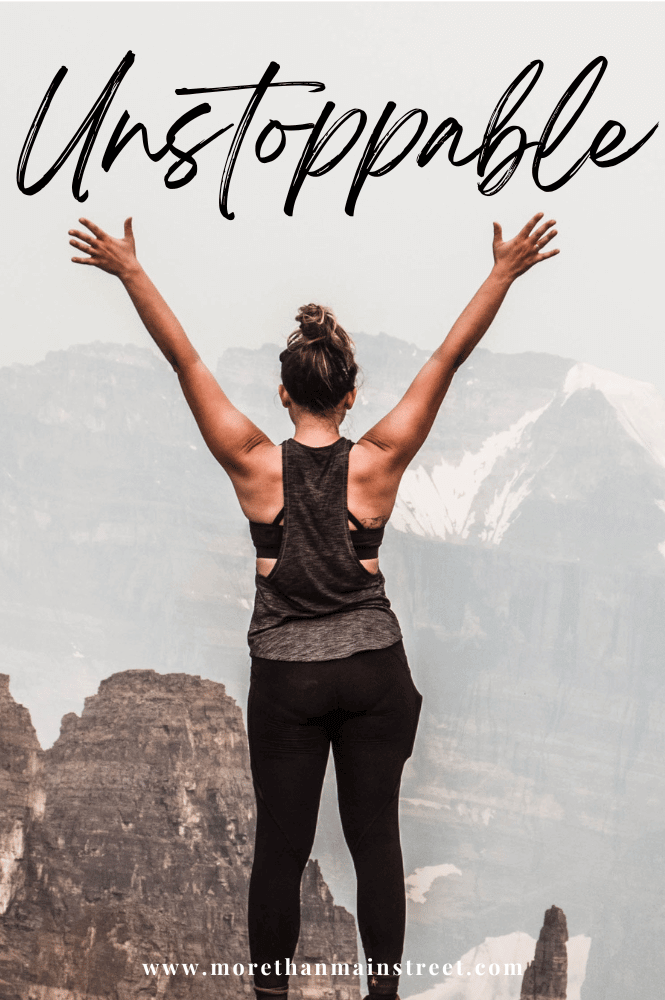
[69,217,139,280]
[492,212,559,281]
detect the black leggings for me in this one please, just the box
[247,640,422,990]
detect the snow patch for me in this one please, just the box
[480,469,535,544]
[564,362,665,469]
[405,864,462,903]
[392,403,549,542]
[402,932,590,1000]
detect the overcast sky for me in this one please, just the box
[2,2,663,392]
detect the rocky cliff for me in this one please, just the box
[0,673,360,1000]
[520,906,568,999]
[3,339,665,999]
[0,676,44,924]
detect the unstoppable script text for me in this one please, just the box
[17,53,658,219]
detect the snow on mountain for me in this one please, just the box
[402,932,535,1000]
[563,363,665,470]
[402,932,590,1000]
[391,361,665,553]
[392,403,550,542]
[478,468,536,545]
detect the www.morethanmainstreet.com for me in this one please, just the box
[142,959,523,979]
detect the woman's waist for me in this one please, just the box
[253,563,391,614]
[247,604,402,661]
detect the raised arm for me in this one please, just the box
[358,212,559,472]
[68,218,272,475]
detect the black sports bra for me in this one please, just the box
[249,508,385,560]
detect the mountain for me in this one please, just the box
[0,671,359,1000]
[520,906,568,1000]
[219,334,665,571]
[1,335,664,1000]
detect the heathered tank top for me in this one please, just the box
[247,437,402,660]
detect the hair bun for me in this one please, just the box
[295,304,337,343]
[280,304,358,415]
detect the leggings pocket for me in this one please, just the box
[384,642,422,758]
[406,685,423,759]
[387,641,422,692]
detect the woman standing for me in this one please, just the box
[69,212,558,1000]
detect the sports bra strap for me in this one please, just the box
[250,508,384,560]
[347,510,365,530]
[267,508,366,528]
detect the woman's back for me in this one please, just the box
[248,437,402,660]
[240,434,406,580]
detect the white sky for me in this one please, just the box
[1,2,663,392]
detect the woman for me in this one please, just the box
[69,212,559,1000]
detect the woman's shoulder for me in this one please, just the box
[227,440,283,516]
[348,436,389,477]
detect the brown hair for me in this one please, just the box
[280,304,358,414]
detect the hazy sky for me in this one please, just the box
[2,2,663,391]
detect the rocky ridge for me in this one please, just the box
[520,906,568,1000]
[0,672,360,1000]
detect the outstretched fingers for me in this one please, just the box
[68,229,100,265]
[532,218,556,243]
[69,238,94,254]
[531,218,559,264]
[535,228,557,249]
[519,212,544,238]
[69,231,97,264]
[68,229,96,247]
[79,217,107,239]
[492,211,560,276]
[67,215,139,276]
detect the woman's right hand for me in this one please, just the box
[69,217,140,280]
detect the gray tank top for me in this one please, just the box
[247,437,402,660]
